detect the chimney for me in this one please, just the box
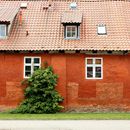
[20,2,28,9]
[49,0,52,6]
[19,11,22,26]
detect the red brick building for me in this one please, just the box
[0,0,130,111]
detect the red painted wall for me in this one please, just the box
[0,53,130,110]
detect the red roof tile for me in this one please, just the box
[0,0,130,51]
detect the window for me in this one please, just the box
[24,57,41,78]
[86,58,103,79]
[97,25,107,35]
[0,24,6,38]
[65,25,79,39]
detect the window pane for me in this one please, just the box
[98,25,106,34]
[34,66,39,71]
[25,66,31,71]
[96,67,101,72]
[25,58,31,63]
[72,31,76,37]
[95,59,101,64]
[67,31,71,37]
[66,26,78,38]
[0,25,6,37]
[72,27,76,31]
[25,66,31,77]
[34,58,40,64]
[25,72,31,77]
[87,59,93,64]
[87,67,93,78]
[67,27,71,31]
[96,73,101,78]
[95,67,101,78]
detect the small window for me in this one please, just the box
[97,25,107,35]
[86,58,103,79]
[65,25,79,39]
[24,57,41,78]
[0,25,6,38]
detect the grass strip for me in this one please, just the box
[0,113,129,120]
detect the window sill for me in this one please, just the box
[0,36,7,40]
[24,76,30,79]
[86,77,103,80]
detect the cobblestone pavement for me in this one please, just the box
[0,120,130,130]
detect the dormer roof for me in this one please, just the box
[0,7,19,24]
[61,11,82,24]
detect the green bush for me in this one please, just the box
[11,66,64,114]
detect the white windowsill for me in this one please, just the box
[0,36,7,39]
[86,77,103,80]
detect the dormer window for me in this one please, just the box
[0,7,19,39]
[61,11,82,40]
[97,24,107,35]
[65,25,79,39]
[0,24,7,38]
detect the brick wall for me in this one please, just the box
[0,53,130,111]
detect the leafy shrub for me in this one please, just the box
[11,66,64,114]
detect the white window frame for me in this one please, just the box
[65,25,78,39]
[97,25,107,35]
[24,57,41,78]
[0,24,7,38]
[85,58,103,79]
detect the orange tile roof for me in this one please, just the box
[0,0,130,51]
[61,11,82,24]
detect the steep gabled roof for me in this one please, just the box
[0,0,130,51]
